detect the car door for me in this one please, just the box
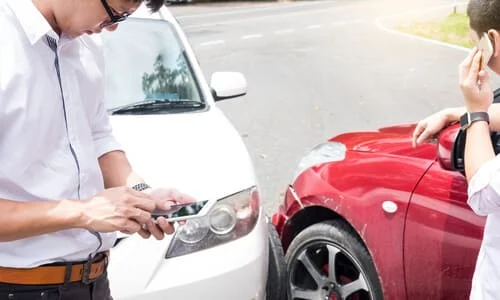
[404,162,485,299]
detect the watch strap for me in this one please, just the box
[460,112,489,130]
[131,182,151,191]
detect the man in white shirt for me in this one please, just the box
[0,0,194,299]
[413,0,500,298]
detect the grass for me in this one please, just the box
[397,12,474,48]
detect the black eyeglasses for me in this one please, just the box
[100,0,131,27]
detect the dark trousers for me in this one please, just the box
[0,272,112,300]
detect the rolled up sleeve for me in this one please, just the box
[86,35,122,158]
[468,155,500,216]
[91,100,122,158]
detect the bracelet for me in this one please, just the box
[131,182,151,191]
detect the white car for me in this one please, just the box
[100,4,286,300]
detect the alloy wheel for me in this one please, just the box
[288,241,373,300]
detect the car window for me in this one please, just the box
[102,18,203,112]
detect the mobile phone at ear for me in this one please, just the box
[151,199,215,222]
[478,32,494,70]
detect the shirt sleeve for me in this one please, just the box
[467,154,500,216]
[91,100,122,158]
[84,35,123,158]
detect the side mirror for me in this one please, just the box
[449,126,466,171]
[437,124,460,171]
[447,87,500,171]
[449,126,500,172]
[209,72,247,101]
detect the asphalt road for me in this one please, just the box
[168,0,486,214]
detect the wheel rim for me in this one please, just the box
[288,241,373,300]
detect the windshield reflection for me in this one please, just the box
[102,18,203,112]
[142,53,191,101]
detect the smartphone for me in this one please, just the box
[151,199,215,222]
[478,32,494,70]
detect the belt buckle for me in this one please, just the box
[81,259,93,285]
[81,252,107,285]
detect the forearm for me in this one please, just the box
[488,103,500,131]
[441,106,466,122]
[0,199,83,242]
[465,121,496,182]
[98,150,145,188]
[441,103,500,131]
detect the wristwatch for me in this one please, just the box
[459,112,490,130]
[131,182,151,191]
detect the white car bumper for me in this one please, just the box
[109,211,269,300]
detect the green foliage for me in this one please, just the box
[142,54,191,100]
[398,12,473,48]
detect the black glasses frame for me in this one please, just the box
[100,0,131,27]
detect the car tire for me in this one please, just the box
[266,220,287,300]
[285,220,383,300]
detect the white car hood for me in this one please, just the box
[107,107,258,298]
[109,107,257,201]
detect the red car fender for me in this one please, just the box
[274,151,434,299]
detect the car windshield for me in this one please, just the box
[102,18,204,114]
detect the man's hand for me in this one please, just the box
[79,187,155,234]
[460,48,493,112]
[412,110,452,147]
[140,188,196,240]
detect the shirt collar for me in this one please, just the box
[6,0,55,45]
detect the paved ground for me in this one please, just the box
[168,0,497,214]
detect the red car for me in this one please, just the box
[272,117,494,299]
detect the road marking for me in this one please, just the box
[200,40,225,46]
[274,29,295,35]
[181,4,357,30]
[195,17,367,49]
[306,25,322,29]
[175,1,334,19]
[242,34,263,40]
[375,2,469,52]
[331,21,346,26]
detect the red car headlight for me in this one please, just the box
[293,142,346,181]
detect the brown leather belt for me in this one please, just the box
[0,251,109,285]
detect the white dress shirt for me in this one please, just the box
[467,153,500,299]
[0,0,121,267]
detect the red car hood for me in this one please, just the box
[331,123,436,160]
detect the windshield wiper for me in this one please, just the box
[109,99,204,115]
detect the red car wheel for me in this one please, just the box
[285,220,383,300]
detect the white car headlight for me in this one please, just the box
[293,142,346,181]
[209,204,237,234]
[177,218,210,244]
[166,186,260,258]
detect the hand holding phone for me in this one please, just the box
[135,188,194,237]
[151,199,215,222]
[478,32,494,70]
[458,32,495,114]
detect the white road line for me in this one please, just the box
[307,25,322,29]
[200,40,225,46]
[241,34,263,40]
[181,4,357,30]
[274,29,295,35]
[176,1,333,19]
[375,2,470,52]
